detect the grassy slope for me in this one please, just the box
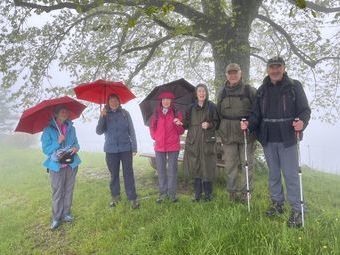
[0,147,339,255]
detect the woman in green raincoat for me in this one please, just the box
[183,84,220,201]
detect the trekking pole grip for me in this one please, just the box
[294,118,301,141]
[241,118,247,135]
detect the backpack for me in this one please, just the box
[218,84,253,105]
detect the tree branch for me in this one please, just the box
[287,0,340,13]
[250,53,267,63]
[14,0,208,22]
[257,14,315,67]
[122,34,172,55]
[126,44,158,85]
[151,16,208,41]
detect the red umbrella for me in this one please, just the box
[14,96,87,134]
[73,79,136,104]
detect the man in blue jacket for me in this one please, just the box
[241,56,311,228]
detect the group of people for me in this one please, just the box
[41,56,310,230]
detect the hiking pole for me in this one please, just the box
[295,118,305,227]
[242,118,250,212]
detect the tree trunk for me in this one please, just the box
[209,0,263,96]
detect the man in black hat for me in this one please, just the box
[240,56,311,228]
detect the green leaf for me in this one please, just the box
[296,0,307,9]
[311,10,317,18]
[127,18,137,28]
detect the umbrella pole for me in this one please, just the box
[52,117,62,135]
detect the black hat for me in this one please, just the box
[267,56,285,67]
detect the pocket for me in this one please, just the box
[204,142,216,155]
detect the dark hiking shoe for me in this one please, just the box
[156,194,167,204]
[50,220,60,230]
[63,215,74,223]
[204,194,213,202]
[192,196,201,202]
[131,200,140,209]
[170,197,178,203]
[110,196,121,207]
[265,202,284,217]
[287,211,303,228]
[240,193,251,204]
[229,192,239,202]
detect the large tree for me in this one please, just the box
[1,0,339,118]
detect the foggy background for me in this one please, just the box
[2,10,340,175]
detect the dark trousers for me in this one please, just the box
[105,151,137,201]
[194,178,212,199]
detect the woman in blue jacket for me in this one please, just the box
[96,94,139,209]
[41,105,81,230]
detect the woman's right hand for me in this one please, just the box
[58,134,65,144]
[100,108,107,117]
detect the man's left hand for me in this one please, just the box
[292,119,304,131]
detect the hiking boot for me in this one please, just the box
[229,192,239,202]
[131,200,140,209]
[203,182,212,202]
[50,220,60,230]
[265,202,284,217]
[170,196,178,203]
[193,178,202,202]
[156,194,167,204]
[240,192,251,204]
[287,211,303,228]
[192,196,201,202]
[63,215,74,222]
[110,196,121,207]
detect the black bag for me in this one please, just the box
[58,150,74,164]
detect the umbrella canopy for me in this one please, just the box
[14,96,86,134]
[139,78,195,126]
[73,79,136,104]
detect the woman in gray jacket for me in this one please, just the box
[96,94,139,209]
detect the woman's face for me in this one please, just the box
[196,87,207,102]
[56,108,70,123]
[161,98,172,108]
[108,97,120,110]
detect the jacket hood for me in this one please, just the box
[158,91,175,100]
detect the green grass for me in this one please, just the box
[0,146,339,255]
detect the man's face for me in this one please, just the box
[267,64,285,84]
[226,70,241,86]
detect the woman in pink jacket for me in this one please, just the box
[150,91,184,203]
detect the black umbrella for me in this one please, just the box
[139,78,196,126]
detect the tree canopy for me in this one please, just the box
[0,0,339,120]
